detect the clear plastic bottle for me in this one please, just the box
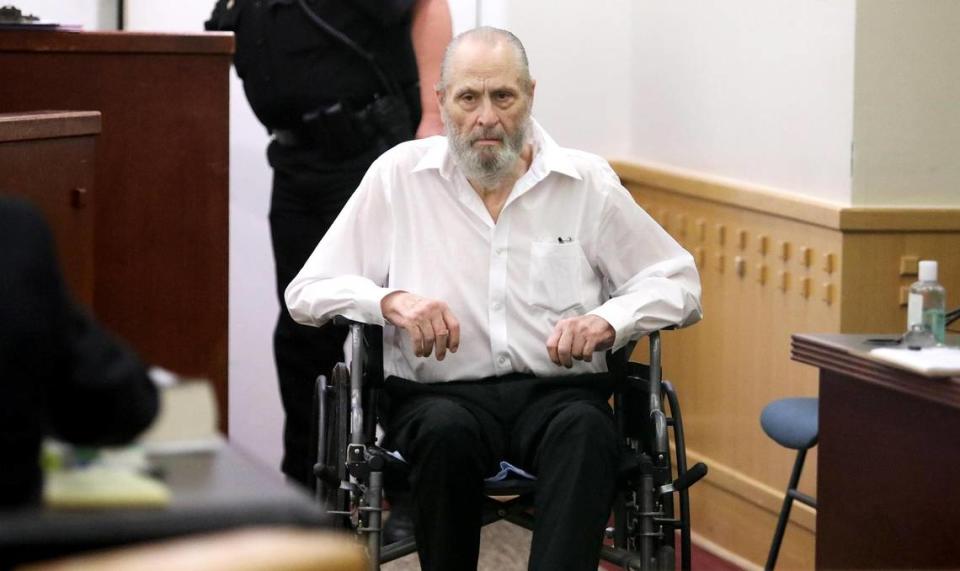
[904,260,946,348]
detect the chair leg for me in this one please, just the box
[765,448,808,571]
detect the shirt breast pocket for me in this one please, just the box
[527,241,584,312]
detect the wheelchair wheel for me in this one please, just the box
[315,363,352,528]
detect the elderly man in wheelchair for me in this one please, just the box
[285,26,703,571]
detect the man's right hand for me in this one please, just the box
[381,291,460,360]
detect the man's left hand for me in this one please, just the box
[546,315,616,368]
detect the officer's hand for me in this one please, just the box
[416,112,444,138]
[381,291,460,360]
[546,315,615,368]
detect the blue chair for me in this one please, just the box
[760,397,818,571]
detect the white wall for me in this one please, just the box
[479,0,634,158]
[852,0,960,206]
[628,0,856,205]
[125,0,208,31]
[14,0,115,29]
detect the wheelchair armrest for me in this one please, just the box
[330,316,384,388]
[607,326,676,372]
[332,315,365,328]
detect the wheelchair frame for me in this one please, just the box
[314,320,706,571]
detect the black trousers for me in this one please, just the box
[267,141,386,487]
[381,373,622,571]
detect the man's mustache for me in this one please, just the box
[468,127,506,144]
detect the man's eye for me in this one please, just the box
[460,93,475,103]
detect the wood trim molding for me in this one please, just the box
[610,159,843,229]
[0,111,101,142]
[687,448,816,533]
[839,208,960,232]
[0,30,234,55]
[692,532,763,571]
[611,159,960,232]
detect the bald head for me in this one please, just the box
[437,27,533,96]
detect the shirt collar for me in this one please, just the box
[411,118,583,182]
[529,119,582,181]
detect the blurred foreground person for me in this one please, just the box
[0,198,158,508]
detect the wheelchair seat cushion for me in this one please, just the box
[760,397,819,450]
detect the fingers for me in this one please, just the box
[442,308,461,354]
[427,309,461,361]
[546,321,575,368]
[580,335,596,363]
[406,321,426,358]
[420,318,437,358]
[430,314,448,360]
[546,326,562,366]
[545,315,615,367]
[579,328,599,363]
[390,295,460,360]
[547,320,576,368]
[556,326,574,368]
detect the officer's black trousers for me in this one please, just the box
[381,373,621,571]
[267,141,383,488]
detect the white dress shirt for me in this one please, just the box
[286,120,702,383]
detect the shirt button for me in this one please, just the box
[495,247,505,255]
[492,301,502,311]
[498,354,508,365]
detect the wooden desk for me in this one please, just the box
[0,31,233,429]
[0,445,329,568]
[792,334,960,569]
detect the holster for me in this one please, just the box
[291,94,414,159]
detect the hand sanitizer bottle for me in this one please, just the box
[905,260,946,348]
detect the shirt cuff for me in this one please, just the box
[587,303,635,352]
[364,287,402,326]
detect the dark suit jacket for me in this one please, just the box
[0,198,158,507]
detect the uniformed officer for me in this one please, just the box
[204,0,451,490]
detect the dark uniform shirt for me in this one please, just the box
[206,0,420,131]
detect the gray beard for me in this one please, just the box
[444,110,531,189]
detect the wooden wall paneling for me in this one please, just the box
[626,182,831,569]
[0,32,233,430]
[689,466,814,571]
[619,161,960,568]
[841,232,960,334]
[0,111,100,305]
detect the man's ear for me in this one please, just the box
[530,79,537,99]
[435,89,446,124]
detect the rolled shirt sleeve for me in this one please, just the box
[284,157,399,328]
[586,176,703,351]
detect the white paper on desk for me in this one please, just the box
[869,346,960,377]
[139,380,223,454]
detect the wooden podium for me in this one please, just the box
[792,334,960,569]
[0,31,234,430]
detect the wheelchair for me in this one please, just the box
[314,318,707,571]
